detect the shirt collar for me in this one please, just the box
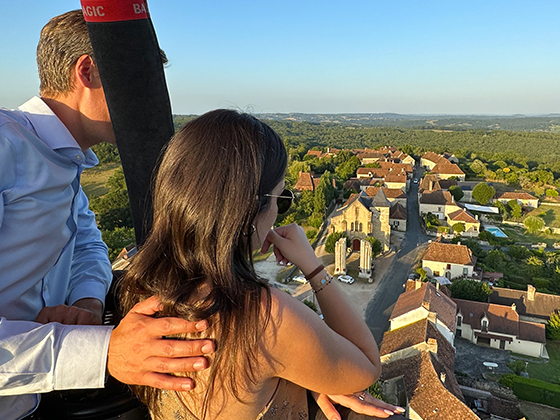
[18,96,81,151]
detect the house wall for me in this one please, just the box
[419,202,460,219]
[390,218,407,232]
[433,318,455,345]
[422,260,473,279]
[385,181,407,190]
[390,307,428,331]
[448,220,480,237]
[496,198,539,208]
[421,158,438,170]
[435,173,466,181]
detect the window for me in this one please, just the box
[457,316,462,327]
[456,329,462,337]
[500,340,506,350]
[446,264,451,270]
[359,223,363,232]
[463,268,469,276]
[434,271,440,276]
[438,207,442,212]
[350,222,354,231]
[482,320,488,332]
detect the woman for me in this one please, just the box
[120,110,403,420]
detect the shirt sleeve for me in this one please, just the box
[66,186,113,307]
[0,318,113,395]
[0,131,17,228]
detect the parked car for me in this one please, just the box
[407,273,420,280]
[413,178,419,184]
[338,275,355,284]
[292,274,308,284]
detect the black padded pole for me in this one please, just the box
[81,0,174,245]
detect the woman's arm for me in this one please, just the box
[260,224,381,395]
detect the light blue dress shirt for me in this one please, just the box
[0,97,113,419]
[0,97,112,320]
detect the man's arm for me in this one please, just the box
[1,297,214,395]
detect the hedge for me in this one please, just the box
[512,376,560,409]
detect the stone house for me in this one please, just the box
[293,171,335,192]
[419,174,458,193]
[329,190,391,251]
[418,190,461,220]
[489,284,560,324]
[389,202,407,232]
[454,298,547,358]
[494,191,539,209]
[446,208,480,237]
[364,187,407,207]
[429,162,466,181]
[422,241,476,280]
[421,151,446,170]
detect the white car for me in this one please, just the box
[292,275,308,284]
[413,178,419,184]
[338,275,355,284]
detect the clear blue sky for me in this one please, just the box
[1,0,559,115]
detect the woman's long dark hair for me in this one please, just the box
[120,109,288,418]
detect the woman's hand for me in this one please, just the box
[261,224,321,276]
[312,391,405,420]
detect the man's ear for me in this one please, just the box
[74,54,101,89]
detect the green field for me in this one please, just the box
[500,226,560,247]
[81,163,121,199]
[526,340,560,385]
[524,205,560,229]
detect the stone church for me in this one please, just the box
[329,189,391,251]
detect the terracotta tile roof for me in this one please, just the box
[422,151,446,164]
[357,151,384,160]
[294,171,316,191]
[390,282,457,332]
[447,209,478,224]
[364,187,406,200]
[356,167,390,178]
[489,286,560,319]
[430,162,465,176]
[378,161,414,173]
[496,191,538,201]
[453,299,520,337]
[519,321,546,344]
[389,202,407,220]
[381,352,477,420]
[422,242,475,266]
[306,150,322,158]
[419,190,455,205]
[384,172,407,183]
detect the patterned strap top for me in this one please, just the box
[154,378,309,420]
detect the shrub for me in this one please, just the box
[305,228,318,240]
[449,279,492,302]
[325,232,347,254]
[533,277,551,290]
[547,311,560,340]
[499,373,516,388]
[507,360,527,375]
[303,299,318,312]
[511,376,560,409]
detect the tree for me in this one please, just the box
[313,171,336,216]
[287,160,311,183]
[101,227,135,261]
[449,185,464,202]
[546,311,560,340]
[546,188,559,197]
[508,200,523,218]
[366,236,382,256]
[335,155,360,181]
[524,215,545,234]
[485,249,506,271]
[508,245,532,261]
[90,169,133,231]
[325,232,347,254]
[452,223,465,235]
[449,279,492,302]
[91,143,120,164]
[401,144,414,156]
[472,182,496,205]
[470,159,487,175]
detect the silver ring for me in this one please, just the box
[358,391,367,401]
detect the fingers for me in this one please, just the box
[145,316,209,337]
[144,355,209,374]
[149,338,215,359]
[130,295,164,316]
[140,372,196,392]
[314,393,341,420]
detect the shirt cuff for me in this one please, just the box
[54,325,113,390]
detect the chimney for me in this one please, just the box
[475,214,479,220]
[427,338,438,354]
[527,284,536,301]
[415,279,422,290]
[440,373,446,384]
[457,241,461,246]
[436,282,440,291]
[512,303,517,312]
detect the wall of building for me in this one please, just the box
[423,260,473,279]
[390,218,407,232]
[390,308,428,331]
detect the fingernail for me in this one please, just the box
[195,321,208,330]
[384,409,395,416]
[201,343,214,354]
[330,416,340,420]
[181,382,192,391]
[193,360,206,370]
[396,406,405,412]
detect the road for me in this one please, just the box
[364,167,430,345]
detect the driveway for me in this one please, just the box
[454,337,512,378]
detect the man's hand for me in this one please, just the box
[36,298,103,325]
[312,391,405,420]
[107,296,215,391]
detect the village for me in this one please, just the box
[266,145,560,420]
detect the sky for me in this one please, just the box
[1,0,559,115]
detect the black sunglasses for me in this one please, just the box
[264,189,294,214]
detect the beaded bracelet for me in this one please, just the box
[312,274,333,294]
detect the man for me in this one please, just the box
[0,10,212,419]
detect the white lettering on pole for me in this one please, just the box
[82,5,105,17]
[133,3,147,14]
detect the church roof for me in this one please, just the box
[370,188,391,208]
